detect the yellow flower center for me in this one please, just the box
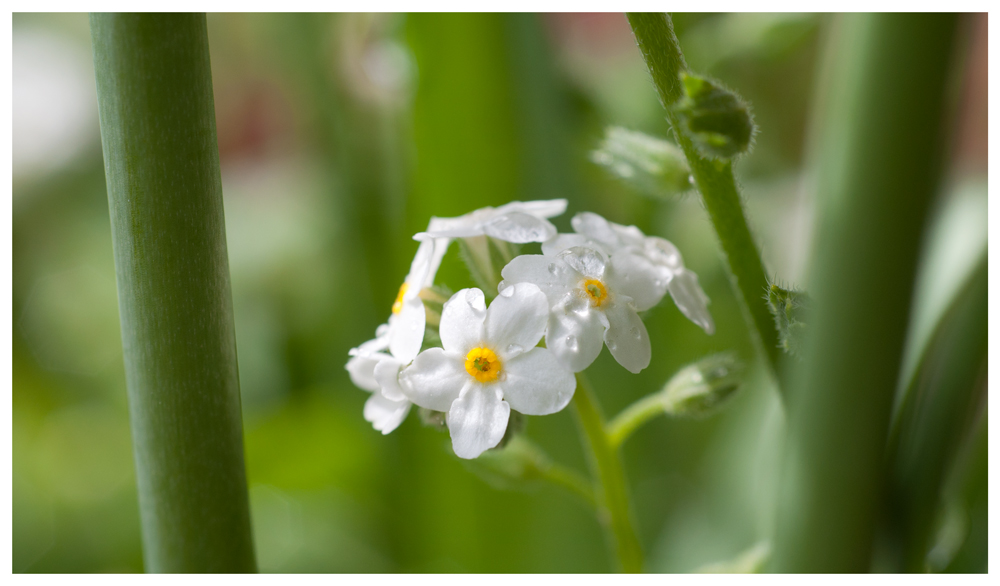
[465,347,502,383]
[583,279,609,307]
[391,283,409,314]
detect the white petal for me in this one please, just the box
[545,295,607,372]
[667,268,715,334]
[446,384,510,459]
[423,237,451,288]
[500,347,576,415]
[541,233,595,257]
[609,222,647,248]
[644,236,684,271]
[572,212,620,248]
[404,238,434,290]
[389,297,425,362]
[364,392,412,435]
[606,248,669,312]
[557,246,607,280]
[482,211,557,243]
[483,282,548,357]
[350,332,390,356]
[603,299,651,374]
[438,288,486,354]
[346,352,382,392]
[373,357,406,402]
[499,254,578,301]
[497,198,567,219]
[398,348,467,411]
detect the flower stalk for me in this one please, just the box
[572,373,643,573]
[626,13,782,380]
[90,13,256,572]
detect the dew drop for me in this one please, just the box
[564,335,578,352]
[506,344,524,355]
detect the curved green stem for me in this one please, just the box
[626,13,782,381]
[572,373,643,573]
[542,461,598,510]
[606,394,664,450]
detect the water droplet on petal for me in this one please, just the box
[565,335,578,352]
[506,344,524,355]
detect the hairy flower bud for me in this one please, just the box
[766,283,810,357]
[674,72,756,159]
[661,352,744,417]
[591,126,693,199]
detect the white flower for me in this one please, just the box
[414,199,568,244]
[346,328,412,434]
[386,234,450,361]
[345,226,450,435]
[500,246,662,374]
[543,212,714,334]
[399,284,576,459]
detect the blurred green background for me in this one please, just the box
[12,13,986,572]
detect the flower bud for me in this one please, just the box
[674,72,756,159]
[591,126,693,199]
[766,283,810,357]
[661,352,744,417]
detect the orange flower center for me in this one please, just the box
[464,347,502,383]
[583,279,608,307]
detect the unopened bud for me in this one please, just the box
[661,352,744,417]
[674,72,756,159]
[766,283,810,357]
[591,126,693,199]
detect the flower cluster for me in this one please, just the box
[347,200,713,458]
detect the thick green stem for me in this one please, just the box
[572,373,643,573]
[626,13,782,378]
[771,14,958,571]
[606,394,663,450]
[91,13,256,572]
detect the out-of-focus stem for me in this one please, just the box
[626,12,782,381]
[572,373,643,573]
[770,13,959,572]
[90,13,256,572]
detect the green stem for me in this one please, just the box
[541,461,598,510]
[572,373,643,573]
[771,14,959,571]
[606,393,664,450]
[91,13,256,572]
[626,13,781,378]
